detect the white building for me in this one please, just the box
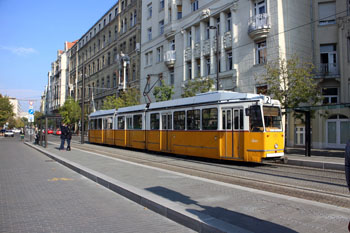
[140,0,312,103]
[9,97,20,117]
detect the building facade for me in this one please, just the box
[288,0,350,149]
[140,0,312,103]
[69,0,142,113]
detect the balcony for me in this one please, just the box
[164,50,176,68]
[248,13,271,41]
[315,63,340,78]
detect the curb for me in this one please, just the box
[286,158,344,171]
[25,142,251,233]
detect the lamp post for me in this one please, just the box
[81,65,85,144]
[120,53,130,91]
[209,26,219,91]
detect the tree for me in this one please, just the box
[0,94,14,127]
[181,78,214,98]
[153,80,174,102]
[261,56,321,112]
[34,111,43,126]
[102,88,140,110]
[59,97,81,125]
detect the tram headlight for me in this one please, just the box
[274,143,278,149]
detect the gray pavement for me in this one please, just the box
[0,137,195,233]
[24,139,350,233]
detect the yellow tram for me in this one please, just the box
[88,91,284,163]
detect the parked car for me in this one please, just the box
[4,130,14,137]
[12,128,21,133]
[54,129,61,135]
[47,129,53,134]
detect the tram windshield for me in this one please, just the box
[263,106,282,131]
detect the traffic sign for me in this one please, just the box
[28,109,34,115]
[28,115,34,123]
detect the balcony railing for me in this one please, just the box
[248,13,271,41]
[315,63,339,77]
[164,50,176,68]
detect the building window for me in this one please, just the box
[195,26,200,43]
[177,5,182,19]
[132,64,136,81]
[187,30,192,47]
[109,13,112,22]
[134,10,137,25]
[170,39,175,50]
[145,51,153,66]
[254,0,266,15]
[107,76,110,88]
[227,12,232,32]
[216,17,220,35]
[320,44,337,75]
[156,46,163,63]
[115,6,119,16]
[160,0,164,10]
[187,62,192,80]
[159,20,164,35]
[130,13,134,27]
[103,19,106,27]
[226,52,232,70]
[319,2,336,25]
[191,0,199,12]
[206,22,210,40]
[148,3,152,18]
[195,59,200,77]
[256,41,267,64]
[169,69,174,85]
[121,0,125,10]
[322,87,338,104]
[256,85,267,95]
[206,57,210,75]
[148,27,152,41]
[113,73,117,87]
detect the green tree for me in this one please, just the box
[0,94,14,127]
[261,56,321,112]
[102,88,140,110]
[59,97,81,124]
[181,78,214,98]
[34,111,43,126]
[153,80,174,102]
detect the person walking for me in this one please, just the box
[66,125,72,151]
[59,123,68,150]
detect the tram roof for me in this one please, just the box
[89,109,116,118]
[116,91,265,114]
[147,91,264,110]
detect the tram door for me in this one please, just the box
[161,113,172,151]
[222,108,244,159]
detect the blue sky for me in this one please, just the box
[0,0,117,111]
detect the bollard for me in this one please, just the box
[345,140,350,192]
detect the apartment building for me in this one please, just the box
[140,0,313,103]
[46,41,76,114]
[289,0,350,149]
[69,0,141,113]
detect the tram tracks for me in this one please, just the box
[71,142,350,208]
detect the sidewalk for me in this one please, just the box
[284,147,345,171]
[25,141,349,233]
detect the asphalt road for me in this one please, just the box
[0,135,194,233]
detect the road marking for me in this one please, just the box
[48,177,73,181]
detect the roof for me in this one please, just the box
[89,109,116,118]
[147,91,264,110]
[66,40,78,50]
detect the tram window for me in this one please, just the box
[97,119,102,129]
[187,109,200,130]
[151,113,160,130]
[240,109,243,130]
[90,120,95,130]
[107,117,113,129]
[202,108,218,130]
[127,117,133,129]
[249,105,263,132]
[103,119,108,129]
[162,114,172,130]
[118,116,125,129]
[133,114,142,129]
[234,110,239,130]
[174,111,185,130]
[222,110,232,130]
[263,106,282,131]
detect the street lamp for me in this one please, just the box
[209,25,219,91]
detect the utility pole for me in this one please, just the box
[81,65,85,144]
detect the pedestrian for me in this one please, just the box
[66,125,72,151]
[59,123,68,150]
